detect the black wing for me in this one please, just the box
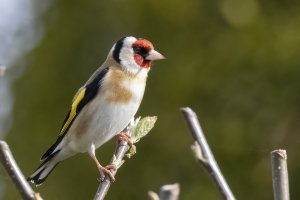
[41,67,109,160]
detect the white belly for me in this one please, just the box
[65,78,145,153]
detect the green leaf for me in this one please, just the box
[131,116,157,143]
[125,116,157,158]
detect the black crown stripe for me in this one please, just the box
[113,37,126,63]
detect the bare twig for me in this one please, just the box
[0,141,42,200]
[159,183,180,200]
[93,140,129,200]
[148,183,180,200]
[271,149,289,200]
[93,116,157,200]
[180,107,236,200]
[148,191,160,200]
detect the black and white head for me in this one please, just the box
[108,36,165,75]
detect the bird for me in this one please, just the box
[27,36,165,186]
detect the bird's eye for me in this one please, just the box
[133,46,148,56]
[133,46,141,53]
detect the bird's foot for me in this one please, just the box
[116,132,133,147]
[99,164,116,182]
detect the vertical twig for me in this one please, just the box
[180,107,236,200]
[271,149,289,200]
[148,191,160,200]
[148,183,180,200]
[93,116,157,200]
[0,141,42,200]
[159,183,180,200]
[93,141,129,200]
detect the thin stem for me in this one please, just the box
[159,183,180,200]
[93,141,129,200]
[148,183,180,200]
[0,141,42,200]
[148,191,160,200]
[93,116,156,200]
[180,107,236,200]
[271,149,289,200]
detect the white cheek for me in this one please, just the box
[119,48,150,77]
[120,48,135,67]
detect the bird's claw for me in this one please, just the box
[116,132,133,147]
[99,164,116,182]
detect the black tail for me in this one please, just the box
[28,151,60,186]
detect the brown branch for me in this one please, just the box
[0,140,42,200]
[93,116,157,200]
[93,140,129,200]
[271,149,290,200]
[180,107,236,200]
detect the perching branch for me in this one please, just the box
[271,149,290,200]
[93,140,128,200]
[93,116,157,200]
[0,141,42,200]
[180,107,235,200]
[148,183,180,200]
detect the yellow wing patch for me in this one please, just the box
[59,88,86,135]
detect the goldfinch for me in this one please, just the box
[28,36,164,185]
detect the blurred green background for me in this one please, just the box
[1,0,300,199]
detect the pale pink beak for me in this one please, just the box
[146,49,165,61]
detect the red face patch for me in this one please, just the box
[134,54,151,68]
[133,39,154,50]
[132,39,154,68]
